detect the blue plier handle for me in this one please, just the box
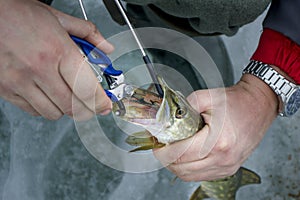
[71,36,121,75]
[71,35,129,115]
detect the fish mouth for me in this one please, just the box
[126,106,159,125]
[114,77,172,127]
[117,88,162,126]
[155,96,170,125]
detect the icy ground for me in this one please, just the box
[0,1,299,200]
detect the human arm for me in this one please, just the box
[153,73,278,181]
[154,0,300,181]
[0,0,114,121]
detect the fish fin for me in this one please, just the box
[126,130,165,152]
[240,167,261,186]
[125,130,153,146]
[128,143,165,152]
[129,145,156,152]
[189,185,209,200]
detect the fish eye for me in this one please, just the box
[175,108,186,118]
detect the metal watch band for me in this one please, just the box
[243,60,297,103]
[243,60,298,116]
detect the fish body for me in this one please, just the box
[150,77,203,144]
[190,167,261,200]
[114,76,204,149]
[113,77,260,199]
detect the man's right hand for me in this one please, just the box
[0,0,114,120]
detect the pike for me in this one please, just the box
[113,77,260,200]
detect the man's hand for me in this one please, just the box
[154,74,278,181]
[0,0,114,120]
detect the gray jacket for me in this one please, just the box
[124,0,270,36]
[42,0,299,45]
[121,0,299,45]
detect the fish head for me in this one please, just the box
[113,77,204,146]
[154,77,203,144]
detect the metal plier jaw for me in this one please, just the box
[106,83,136,116]
[71,35,133,116]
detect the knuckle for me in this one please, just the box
[179,175,194,182]
[79,89,96,103]
[46,111,63,121]
[169,155,179,165]
[4,70,26,92]
[215,138,232,152]
[64,101,82,117]
[216,154,237,168]
[95,99,112,112]
[50,114,63,121]
[63,106,74,117]
[29,112,41,117]
[1,78,15,92]
[38,105,64,120]
[29,43,63,76]
[86,21,98,36]
[57,98,73,115]
[173,155,184,165]
[73,110,94,121]
[14,102,39,116]
[34,45,61,66]
[66,100,94,121]
[222,166,239,178]
[167,150,185,164]
[189,162,202,172]
[167,164,182,176]
[22,107,37,115]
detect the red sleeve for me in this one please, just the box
[251,28,300,84]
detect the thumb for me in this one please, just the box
[187,89,212,113]
[187,88,226,113]
[48,6,114,54]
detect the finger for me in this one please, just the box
[33,70,96,120]
[19,83,63,120]
[167,157,216,181]
[187,90,213,125]
[154,125,210,165]
[48,6,113,115]
[3,94,40,116]
[167,155,239,182]
[187,90,228,157]
[48,7,114,54]
[155,123,223,164]
[59,48,112,115]
[175,165,237,182]
[187,88,226,113]
[70,93,95,121]
[187,90,212,113]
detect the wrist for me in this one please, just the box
[238,73,279,116]
[243,60,300,117]
[268,65,294,114]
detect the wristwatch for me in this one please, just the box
[243,60,300,117]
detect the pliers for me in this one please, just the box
[71,35,135,116]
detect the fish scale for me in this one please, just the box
[113,77,261,199]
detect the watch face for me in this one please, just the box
[286,89,300,116]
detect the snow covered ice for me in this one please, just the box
[0,1,299,200]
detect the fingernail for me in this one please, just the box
[99,109,112,116]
